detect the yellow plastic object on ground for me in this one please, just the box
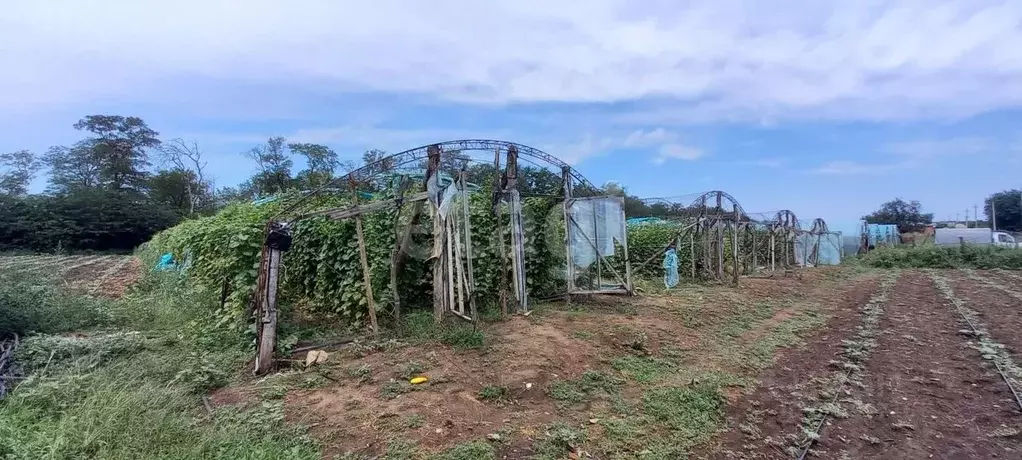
[409,376,428,385]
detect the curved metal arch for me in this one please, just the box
[342,139,597,190]
[772,210,800,230]
[809,218,829,234]
[689,190,746,217]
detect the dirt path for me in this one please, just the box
[820,271,1019,459]
[696,273,883,459]
[944,270,1022,359]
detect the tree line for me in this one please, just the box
[0,115,400,252]
[0,114,731,253]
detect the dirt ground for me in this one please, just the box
[697,274,882,459]
[0,254,141,298]
[207,268,1022,459]
[949,270,1022,359]
[819,271,1019,459]
[208,268,880,458]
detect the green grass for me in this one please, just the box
[612,356,678,384]
[435,441,496,460]
[401,312,485,349]
[549,370,623,405]
[0,269,110,339]
[477,385,510,402]
[396,361,424,380]
[532,423,587,460]
[0,267,321,460]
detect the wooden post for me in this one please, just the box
[689,228,696,278]
[506,146,528,312]
[732,224,739,285]
[493,148,508,317]
[389,177,411,321]
[593,202,602,290]
[717,220,725,280]
[751,226,758,272]
[459,171,478,322]
[770,229,776,271]
[562,167,575,295]
[255,247,280,375]
[351,185,379,335]
[620,197,634,294]
[447,217,458,315]
[784,230,790,268]
[427,145,446,324]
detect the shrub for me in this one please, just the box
[860,245,1022,269]
[0,273,109,339]
[144,191,565,329]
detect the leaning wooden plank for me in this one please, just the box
[350,187,379,335]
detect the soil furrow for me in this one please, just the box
[819,271,1019,460]
[696,273,883,459]
[945,270,1022,361]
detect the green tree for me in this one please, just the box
[0,150,42,196]
[159,138,212,216]
[149,169,213,217]
[863,198,933,233]
[288,142,344,188]
[244,136,293,196]
[42,143,103,193]
[984,189,1022,231]
[72,115,161,190]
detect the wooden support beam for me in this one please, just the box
[562,167,575,296]
[255,247,280,375]
[493,148,508,318]
[732,205,740,285]
[427,145,446,324]
[459,171,478,323]
[770,228,776,271]
[620,197,634,294]
[389,177,412,321]
[351,185,379,335]
[690,228,696,278]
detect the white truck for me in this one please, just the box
[934,228,1019,248]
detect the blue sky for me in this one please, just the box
[3,0,1022,235]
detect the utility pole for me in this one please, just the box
[956,212,960,226]
[965,209,970,228]
[974,204,979,228]
[993,200,998,231]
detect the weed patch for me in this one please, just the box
[612,355,678,383]
[435,441,496,460]
[549,370,622,405]
[478,385,510,402]
[642,384,724,446]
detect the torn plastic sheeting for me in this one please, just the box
[569,197,625,270]
[663,248,680,288]
[794,232,842,267]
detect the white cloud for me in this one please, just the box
[544,128,702,164]
[653,144,705,164]
[3,1,1022,122]
[883,137,998,158]
[809,160,905,175]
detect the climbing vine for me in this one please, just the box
[145,188,564,327]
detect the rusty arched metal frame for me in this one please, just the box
[253,140,617,374]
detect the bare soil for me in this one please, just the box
[819,271,1019,459]
[696,274,882,459]
[212,268,859,458]
[945,270,1022,359]
[64,256,141,298]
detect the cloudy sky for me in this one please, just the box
[3,0,1022,233]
